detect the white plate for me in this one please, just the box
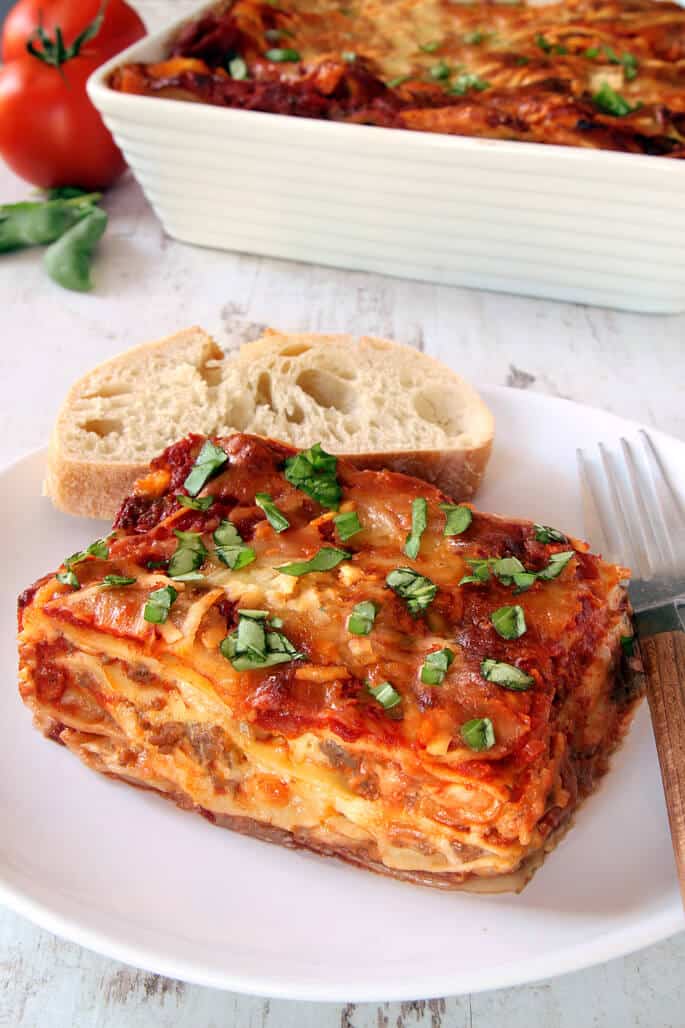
[1,386,682,1001]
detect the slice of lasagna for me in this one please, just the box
[18,434,642,891]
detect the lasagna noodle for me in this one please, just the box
[18,432,643,890]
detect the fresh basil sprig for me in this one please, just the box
[0,192,101,253]
[44,206,108,292]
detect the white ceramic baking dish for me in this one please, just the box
[88,3,685,313]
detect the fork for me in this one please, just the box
[577,430,685,906]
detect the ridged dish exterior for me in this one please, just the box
[87,8,685,314]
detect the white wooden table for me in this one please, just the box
[2,1,685,1021]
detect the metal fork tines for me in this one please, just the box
[577,430,685,616]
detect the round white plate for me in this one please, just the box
[1,387,682,1001]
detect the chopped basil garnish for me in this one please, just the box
[459,557,493,586]
[515,55,530,65]
[620,634,635,656]
[440,503,472,536]
[420,647,454,685]
[144,585,178,624]
[229,56,248,79]
[492,557,527,585]
[602,45,638,81]
[100,574,136,588]
[265,47,301,62]
[386,567,437,616]
[347,600,377,635]
[284,442,341,510]
[491,604,527,639]
[537,550,574,580]
[278,546,351,577]
[220,609,304,671]
[419,40,441,52]
[404,497,428,559]
[387,74,409,88]
[334,510,362,541]
[255,492,290,533]
[585,46,600,58]
[368,681,401,710]
[481,658,534,691]
[463,29,488,44]
[64,534,112,568]
[535,33,567,55]
[593,82,638,117]
[171,571,205,583]
[183,440,228,497]
[461,717,495,751]
[450,72,489,94]
[168,529,207,579]
[177,494,214,511]
[213,520,256,570]
[341,50,356,62]
[56,569,79,589]
[265,27,293,41]
[429,60,450,80]
[534,523,567,544]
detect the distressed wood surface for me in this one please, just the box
[1,0,685,1022]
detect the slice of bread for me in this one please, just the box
[45,327,494,519]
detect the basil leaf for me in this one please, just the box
[481,658,534,691]
[386,567,437,616]
[265,47,301,61]
[593,82,637,117]
[429,60,450,80]
[419,40,441,52]
[183,440,228,497]
[404,497,428,559]
[177,494,214,511]
[347,600,377,636]
[420,647,454,685]
[0,192,100,254]
[620,634,635,656]
[168,530,207,578]
[44,206,108,292]
[170,571,205,583]
[534,523,567,544]
[450,72,489,94]
[255,492,290,533]
[334,510,362,541]
[537,550,574,581]
[463,29,488,44]
[65,534,112,568]
[368,681,401,710]
[341,50,356,62]
[387,75,409,88]
[512,572,537,594]
[491,604,527,639]
[100,574,136,588]
[220,610,304,670]
[492,556,526,585]
[278,546,351,577]
[585,46,600,58]
[603,46,638,80]
[459,557,492,586]
[56,569,79,589]
[213,520,256,570]
[440,503,472,536]
[535,33,552,52]
[144,585,178,624]
[284,442,341,510]
[461,717,495,751]
[229,56,248,79]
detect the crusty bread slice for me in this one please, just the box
[45,327,494,519]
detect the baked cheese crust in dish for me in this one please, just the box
[110,0,685,157]
[18,434,643,891]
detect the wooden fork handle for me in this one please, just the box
[639,617,685,908]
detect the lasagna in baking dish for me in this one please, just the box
[110,0,685,156]
[18,434,642,891]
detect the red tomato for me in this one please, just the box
[1,0,145,64]
[0,55,126,189]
